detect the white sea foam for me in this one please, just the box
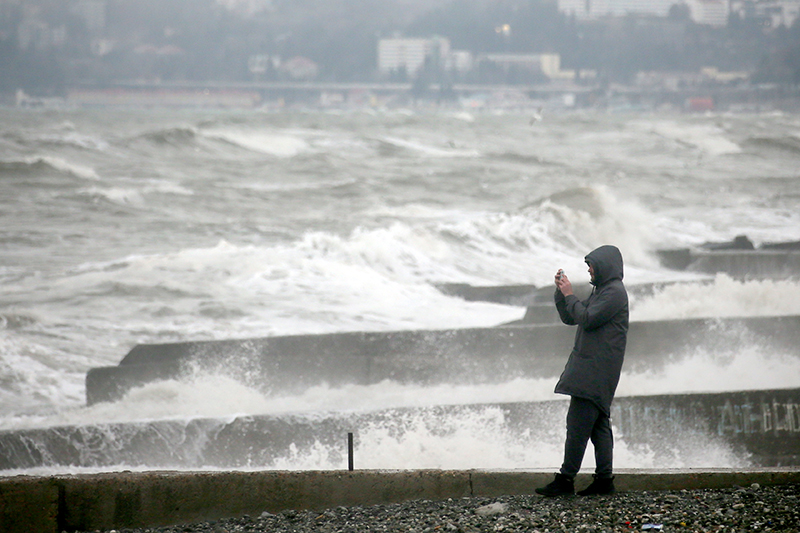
[337,407,563,471]
[81,186,146,206]
[380,136,480,157]
[35,131,110,151]
[78,180,193,206]
[0,333,86,418]
[44,155,101,179]
[0,155,100,179]
[231,176,360,193]
[204,129,309,156]
[521,186,660,270]
[142,180,195,196]
[649,120,742,156]
[451,111,476,122]
[342,415,743,471]
[11,234,524,346]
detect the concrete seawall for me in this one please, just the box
[3,388,797,472]
[653,243,800,279]
[2,468,799,533]
[86,316,800,405]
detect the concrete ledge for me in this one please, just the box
[0,476,58,533]
[7,389,797,471]
[2,469,799,533]
[87,316,800,405]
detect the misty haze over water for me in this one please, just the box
[2,0,800,111]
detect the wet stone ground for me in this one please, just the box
[97,483,798,533]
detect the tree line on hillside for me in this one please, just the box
[1,0,798,96]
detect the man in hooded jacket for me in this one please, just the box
[536,245,629,497]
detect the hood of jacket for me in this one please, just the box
[586,245,624,286]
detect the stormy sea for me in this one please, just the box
[1,106,799,476]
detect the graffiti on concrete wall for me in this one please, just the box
[716,398,800,436]
[611,391,800,440]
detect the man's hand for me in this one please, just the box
[556,270,574,296]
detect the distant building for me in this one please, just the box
[282,56,318,80]
[558,0,678,19]
[635,66,748,91]
[730,0,800,29]
[478,53,576,81]
[445,50,474,74]
[377,37,450,77]
[687,0,729,26]
[248,54,276,76]
[559,0,731,26]
[700,66,749,83]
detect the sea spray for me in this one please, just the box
[203,128,310,157]
[0,395,749,473]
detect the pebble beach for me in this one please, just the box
[94,483,799,533]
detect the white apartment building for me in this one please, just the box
[558,0,731,26]
[558,0,678,19]
[687,0,730,25]
[731,0,800,28]
[378,37,451,76]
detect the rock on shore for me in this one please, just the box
[90,483,798,533]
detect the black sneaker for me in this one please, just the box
[535,473,575,497]
[577,475,615,496]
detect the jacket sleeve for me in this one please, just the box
[563,283,626,331]
[554,288,576,325]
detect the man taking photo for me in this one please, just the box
[536,244,629,497]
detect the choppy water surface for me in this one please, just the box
[1,107,799,473]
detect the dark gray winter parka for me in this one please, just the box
[554,245,629,415]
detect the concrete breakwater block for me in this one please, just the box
[437,281,683,325]
[2,389,798,472]
[86,316,800,405]
[655,249,800,278]
[434,282,540,306]
[436,281,668,308]
[87,325,573,405]
[654,235,800,278]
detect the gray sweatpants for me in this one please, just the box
[559,396,614,479]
